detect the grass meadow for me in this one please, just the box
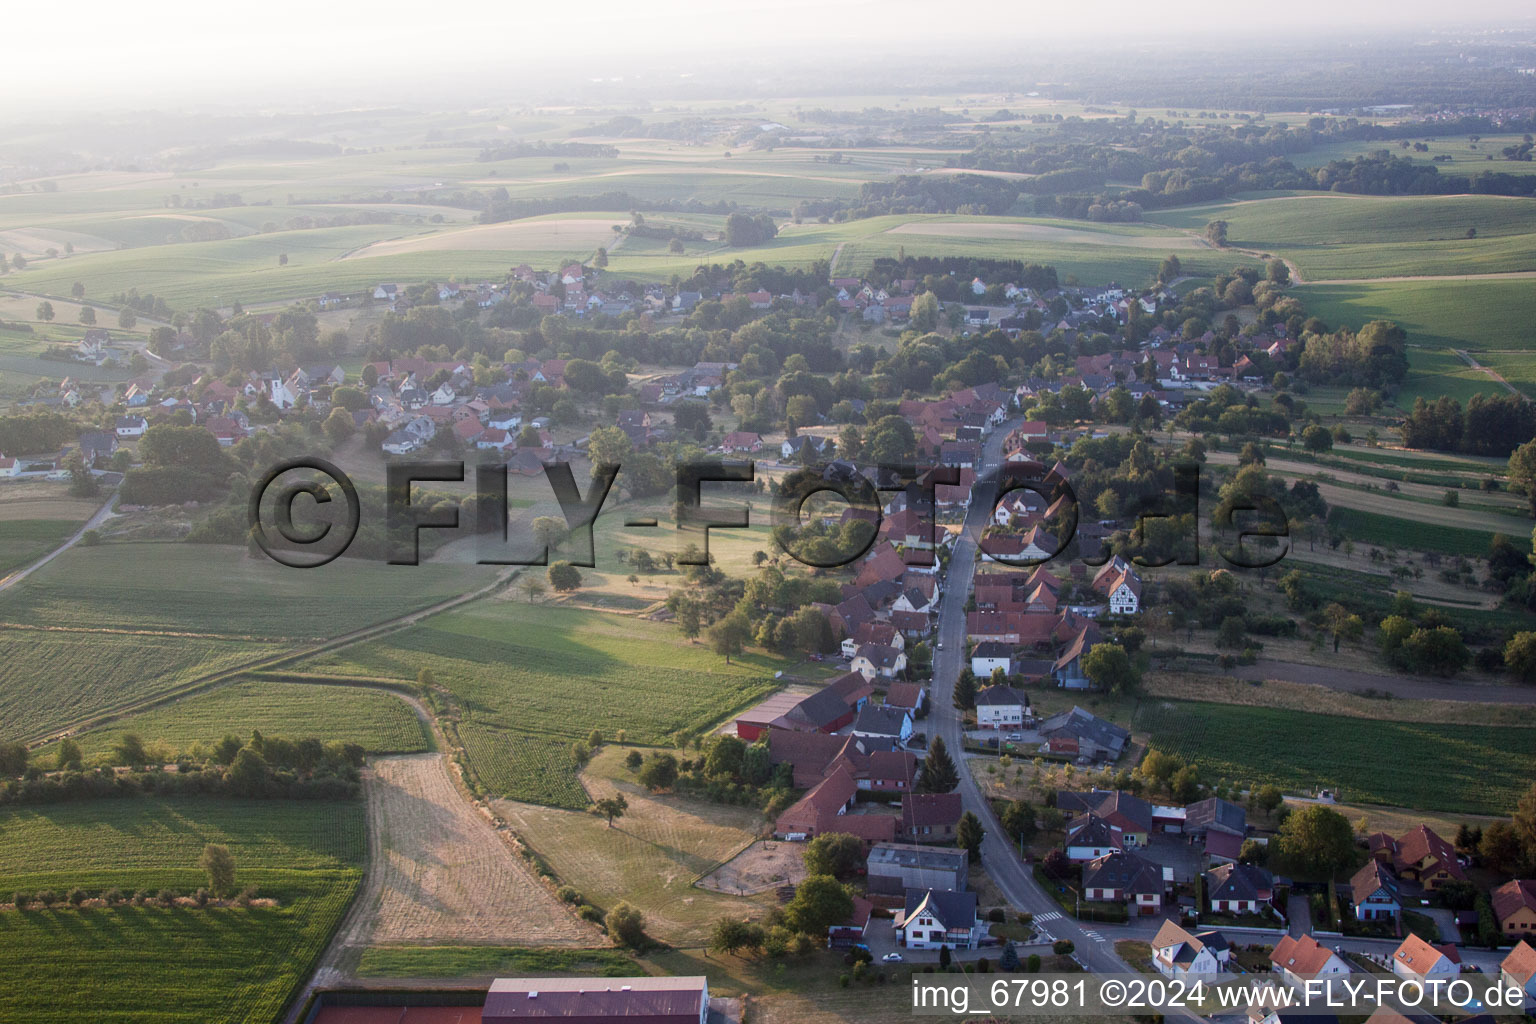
[0,542,494,638]
[495,745,770,945]
[1147,193,1536,279]
[1132,699,1536,815]
[0,797,364,1024]
[52,678,431,762]
[1295,277,1536,352]
[298,600,783,807]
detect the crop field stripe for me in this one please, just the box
[1132,699,1535,815]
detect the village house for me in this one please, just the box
[1270,934,1350,988]
[1390,933,1460,983]
[851,704,913,746]
[1493,879,1536,938]
[1369,825,1466,891]
[870,677,918,711]
[1205,863,1274,915]
[970,641,1014,677]
[1081,850,1164,913]
[901,792,963,844]
[773,765,894,845]
[1092,555,1143,614]
[973,684,1027,730]
[851,643,907,682]
[115,415,147,438]
[1065,814,1124,862]
[1058,790,1152,846]
[1350,860,1401,922]
[895,888,981,950]
[1151,920,1230,977]
[1501,940,1536,1010]
[1038,706,1129,761]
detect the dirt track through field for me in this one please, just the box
[337,752,597,949]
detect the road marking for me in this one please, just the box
[1083,930,1105,942]
[1035,911,1063,922]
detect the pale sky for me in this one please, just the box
[8,0,1535,109]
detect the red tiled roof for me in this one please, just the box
[1503,940,1536,986]
[1271,934,1339,977]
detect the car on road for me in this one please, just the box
[937,640,944,649]
[882,952,904,963]
[1008,732,1023,740]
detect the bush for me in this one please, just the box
[1026,954,1042,972]
[36,889,58,907]
[988,907,1006,923]
[556,885,583,904]
[66,888,86,906]
[977,957,991,973]
[11,891,25,909]
[157,889,176,906]
[102,888,122,904]
[606,901,647,947]
[193,887,210,907]
[577,904,603,923]
[235,884,257,906]
[1053,939,1075,955]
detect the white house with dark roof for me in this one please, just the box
[895,888,981,949]
[1152,920,1229,977]
[974,684,1027,730]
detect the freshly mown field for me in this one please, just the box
[495,746,768,945]
[299,601,781,807]
[0,631,286,743]
[0,542,493,638]
[54,679,430,761]
[0,797,364,1024]
[1296,278,1536,352]
[1133,699,1535,814]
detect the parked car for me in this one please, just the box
[882,952,904,963]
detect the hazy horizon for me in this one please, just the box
[8,0,1536,113]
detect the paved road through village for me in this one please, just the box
[926,418,1133,976]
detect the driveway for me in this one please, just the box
[1287,891,1313,937]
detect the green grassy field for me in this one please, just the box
[1147,193,1536,280]
[1394,348,1513,408]
[354,945,634,978]
[1478,351,1536,399]
[298,601,781,807]
[0,631,286,743]
[0,518,82,577]
[54,679,430,761]
[1133,699,1536,814]
[1297,278,1536,352]
[0,542,494,638]
[1324,505,1525,557]
[0,796,363,1024]
[1290,135,1536,178]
